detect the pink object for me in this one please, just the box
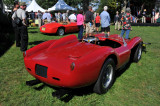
[77,14,84,25]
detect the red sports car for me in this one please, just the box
[24,34,144,94]
[40,22,79,36]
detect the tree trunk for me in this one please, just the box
[83,0,89,12]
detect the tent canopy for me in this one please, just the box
[48,0,77,11]
[26,0,45,12]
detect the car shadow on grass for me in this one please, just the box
[115,61,132,78]
[29,41,45,45]
[26,79,94,103]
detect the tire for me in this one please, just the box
[57,28,64,36]
[133,43,143,63]
[93,58,115,94]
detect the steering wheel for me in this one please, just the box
[82,36,99,44]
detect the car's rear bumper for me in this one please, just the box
[40,27,58,34]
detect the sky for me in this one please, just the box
[19,0,31,5]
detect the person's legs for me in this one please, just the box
[14,27,21,47]
[101,27,105,34]
[142,16,144,23]
[85,22,90,37]
[106,26,110,36]
[144,16,146,23]
[20,26,28,51]
[120,29,125,37]
[115,21,118,30]
[78,25,83,40]
[118,22,121,30]
[38,19,42,28]
[125,29,130,39]
[89,24,94,36]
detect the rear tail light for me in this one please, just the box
[70,62,75,71]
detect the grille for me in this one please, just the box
[35,64,48,78]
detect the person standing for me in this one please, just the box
[142,9,146,23]
[12,1,20,47]
[30,11,35,20]
[120,8,133,39]
[37,10,42,28]
[114,11,121,30]
[85,6,94,37]
[119,10,124,30]
[57,12,61,23]
[95,13,101,33]
[77,10,84,40]
[100,6,110,36]
[12,2,28,52]
[68,13,77,22]
[42,11,51,24]
[155,10,159,23]
[151,9,155,23]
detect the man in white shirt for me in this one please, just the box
[68,13,76,22]
[12,2,28,52]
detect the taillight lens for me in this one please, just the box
[70,62,75,71]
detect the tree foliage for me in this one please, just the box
[3,0,14,9]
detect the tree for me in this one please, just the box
[3,0,14,10]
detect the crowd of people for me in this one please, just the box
[12,1,159,52]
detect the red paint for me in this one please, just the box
[24,34,143,88]
[40,22,79,34]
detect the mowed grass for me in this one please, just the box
[0,26,160,105]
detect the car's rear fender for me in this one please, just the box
[46,35,78,51]
[71,47,116,86]
[25,40,57,57]
[127,37,143,50]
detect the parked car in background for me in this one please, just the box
[40,22,79,36]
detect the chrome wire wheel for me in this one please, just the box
[93,58,115,94]
[138,47,142,60]
[102,64,113,89]
[58,28,64,36]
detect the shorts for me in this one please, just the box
[86,22,94,34]
[95,23,100,27]
[101,26,110,32]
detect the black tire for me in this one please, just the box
[93,58,115,94]
[133,43,143,63]
[57,28,65,36]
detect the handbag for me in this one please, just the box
[14,11,22,26]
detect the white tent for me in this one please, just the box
[48,0,77,11]
[26,0,45,12]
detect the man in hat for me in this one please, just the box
[12,2,28,52]
[120,8,133,39]
[114,11,121,30]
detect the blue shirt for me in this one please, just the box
[42,13,51,20]
[100,11,110,27]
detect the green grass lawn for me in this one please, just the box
[0,26,160,105]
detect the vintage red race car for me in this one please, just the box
[40,22,79,36]
[24,34,144,94]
